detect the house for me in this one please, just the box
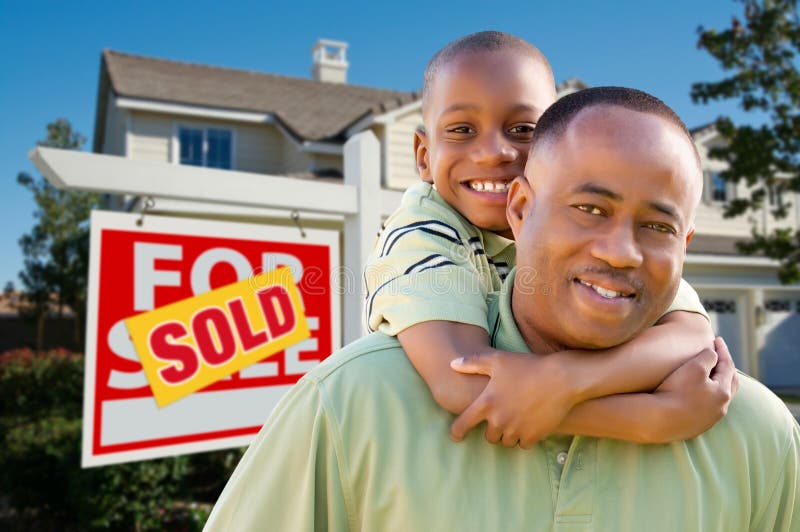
[91,40,800,390]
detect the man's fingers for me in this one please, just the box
[450,354,493,376]
[450,398,486,441]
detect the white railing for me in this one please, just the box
[30,130,400,346]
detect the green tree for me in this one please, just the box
[17,119,100,352]
[691,0,800,283]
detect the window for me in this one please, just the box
[178,126,233,169]
[768,185,785,209]
[710,171,728,202]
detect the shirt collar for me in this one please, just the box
[481,229,515,258]
[487,268,531,355]
[424,183,516,257]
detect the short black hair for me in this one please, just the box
[422,31,553,116]
[529,86,700,167]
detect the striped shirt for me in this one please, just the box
[364,182,515,336]
[365,182,706,336]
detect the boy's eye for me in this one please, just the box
[574,204,605,216]
[508,124,536,139]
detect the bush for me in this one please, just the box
[0,349,242,531]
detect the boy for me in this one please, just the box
[364,31,732,447]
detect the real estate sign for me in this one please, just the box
[83,211,340,467]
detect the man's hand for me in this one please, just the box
[448,351,577,449]
[647,337,739,443]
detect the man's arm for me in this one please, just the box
[204,379,350,532]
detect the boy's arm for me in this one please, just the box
[397,322,491,414]
[448,311,722,446]
[398,321,582,446]
[561,310,715,400]
[556,338,738,443]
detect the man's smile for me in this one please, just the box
[575,278,635,300]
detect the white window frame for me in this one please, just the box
[171,123,237,170]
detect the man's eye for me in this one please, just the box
[644,222,676,235]
[575,204,604,216]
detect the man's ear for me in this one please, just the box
[506,176,533,239]
[414,127,433,183]
[685,227,695,250]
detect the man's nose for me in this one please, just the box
[589,220,644,269]
[471,132,518,165]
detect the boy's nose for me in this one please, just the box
[471,133,518,165]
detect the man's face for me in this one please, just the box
[417,51,556,237]
[508,106,701,351]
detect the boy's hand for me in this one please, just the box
[648,337,739,443]
[448,351,578,449]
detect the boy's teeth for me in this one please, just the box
[578,279,626,299]
[469,180,509,193]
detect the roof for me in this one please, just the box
[94,49,420,151]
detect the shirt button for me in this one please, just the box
[556,451,568,465]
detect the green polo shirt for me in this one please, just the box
[364,182,706,337]
[205,272,798,532]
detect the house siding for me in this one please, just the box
[280,137,314,174]
[102,95,127,156]
[127,111,290,174]
[384,110,422,190]
[693,136,799,237]
[312,153,343,174]
[236,123,283,174]
[129,112,173,162]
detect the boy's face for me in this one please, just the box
[416,51,556,236]
[507,106,701,350]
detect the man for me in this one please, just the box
[204,88,799,531]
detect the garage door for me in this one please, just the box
[699,290,748,374]
[759,292,800,389]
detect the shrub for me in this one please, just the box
[0,349,242,531]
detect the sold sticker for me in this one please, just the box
[126,267,309,407]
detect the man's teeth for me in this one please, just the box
[578,279,629,299]
[469,180,510,192]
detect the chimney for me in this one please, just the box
[311,39,348,84]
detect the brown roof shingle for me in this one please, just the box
[100,49,419,143]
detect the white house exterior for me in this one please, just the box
[88,43,799,389]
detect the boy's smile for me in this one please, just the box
[415,50,556,237]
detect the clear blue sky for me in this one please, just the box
[0,0,750,288]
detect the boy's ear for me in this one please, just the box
[414,127,433,183]
[506,176,534,239]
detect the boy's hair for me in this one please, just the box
[529,86,701,169]
[422,31,553,117]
